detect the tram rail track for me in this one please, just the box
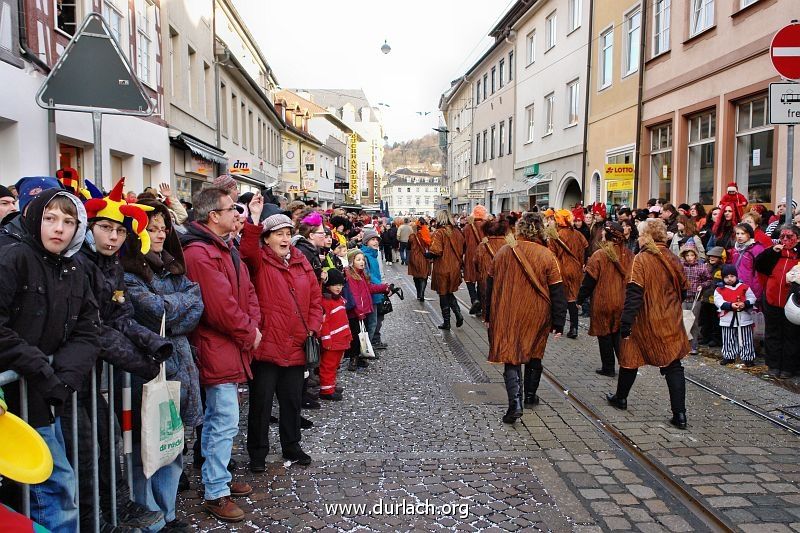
[390,270,800,531]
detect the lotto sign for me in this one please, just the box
[771,23,800,81]
[604,163,634,180]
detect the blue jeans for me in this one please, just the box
[132,442,183,530]
[201,383,239,500]
[365,309,378,343]
[30,418,78,533]
[399,242,409,263]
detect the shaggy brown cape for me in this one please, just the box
[584,242,634,337]
[463,220,486,283]
[474,236,509,319]
[407,231,432,278]
[619,241,690,369]
[488,240,563,365]
[429,226,465,294]
[547,225,587,301]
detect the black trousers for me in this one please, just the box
[597,332,621,371]
[247,362,304,462]
[763,302,800,373]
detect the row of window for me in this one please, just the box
[219,82,281,165]
[475,118,513,164]
[649,95,772,205]
[95,0,156,86]
[598,7,641,88]
[476,51,514,105]
[652,0,759,59]
[525,0,582,67]
[524,80,580,142]
[389,197,435,206]
[395,186,439,193]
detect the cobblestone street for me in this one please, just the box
[178,264,800,531]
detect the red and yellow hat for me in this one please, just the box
[84,177,154,253]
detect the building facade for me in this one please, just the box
[468,31,517,214]
[439,78,474,214]
[214,0,283,196]
[512,0,589,210]
[639,0,800,209]
[382,169,441,217]
[1,0,168,192]
[585,0,642,209]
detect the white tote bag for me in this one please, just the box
[682,291,701,341]
[140,314,183,478]
[358,320,376,359]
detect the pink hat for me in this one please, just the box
[213,174,237,192]
[471,205,488,220]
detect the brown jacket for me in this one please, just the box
[429,225,465,294]
[407,231,432,279]
[463,220,486,283]
[547,226,587,301]
[619,243,690,368]
[583,243,634,337]
[475,236,508,318]
[488,240,564,364]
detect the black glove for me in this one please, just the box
[423,251,436,259]
[44,381,73,407]
[552,325,564,335]
[620,325,632,339]
[153,342,175,364]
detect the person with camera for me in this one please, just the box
[243,194,322,471]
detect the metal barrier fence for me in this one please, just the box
[0,362,133,533]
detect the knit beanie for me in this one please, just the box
[361,229,380,245]
[722,264,738,280]
[0,185,13,200]
[347,248,364,265]
[325,268,346,287]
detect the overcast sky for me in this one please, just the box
[234,0,514,142]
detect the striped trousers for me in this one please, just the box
[721,324,755,362]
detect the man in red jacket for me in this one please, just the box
[181,187,261,523]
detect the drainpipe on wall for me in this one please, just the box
[17,0,57,175]
[580,0,594,207]
[633,0,649,208]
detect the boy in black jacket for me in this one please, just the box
[0,189,100,533]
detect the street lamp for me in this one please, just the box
[381,40,391,54]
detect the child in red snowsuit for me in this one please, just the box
[319,269,353,400]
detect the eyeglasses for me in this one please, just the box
[211,206,239,214]
[94,223,127,236]
[311,231,327,236]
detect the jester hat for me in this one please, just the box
[83,177,154,254]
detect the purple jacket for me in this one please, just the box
[730,242,765,302]
[343,268,388,320]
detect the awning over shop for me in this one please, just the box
[171,133,227,165]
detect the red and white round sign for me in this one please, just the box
[771,23,800,81]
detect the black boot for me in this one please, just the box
[566,302,579,338]
[606,367,637,410]
[502,364,523,424]
[662,360,687,429]
[438,295,451,330]
[421,279,427,301]
[524,360,542,405]
[347,354,358,371]
[596,335,616,376]
[414,278,424,301]
[450,294,464,327]
[467,283,481,315]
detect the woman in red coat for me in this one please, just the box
[241,196,322,471]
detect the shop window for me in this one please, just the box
[650,124,672,202]
[529,183,550,209]
[687,110,716,205]
[735,96,772,204]
[606,152,634,206]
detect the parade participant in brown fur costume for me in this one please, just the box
[547,209,588,339]
[486,212,567,425]
[606,218,691,430]
[577,221,634,377]
[426,210,466,330]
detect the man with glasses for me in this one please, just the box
[755,225,800,378]
[181,187,261,522]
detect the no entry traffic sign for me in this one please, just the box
[771,22,800,81]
